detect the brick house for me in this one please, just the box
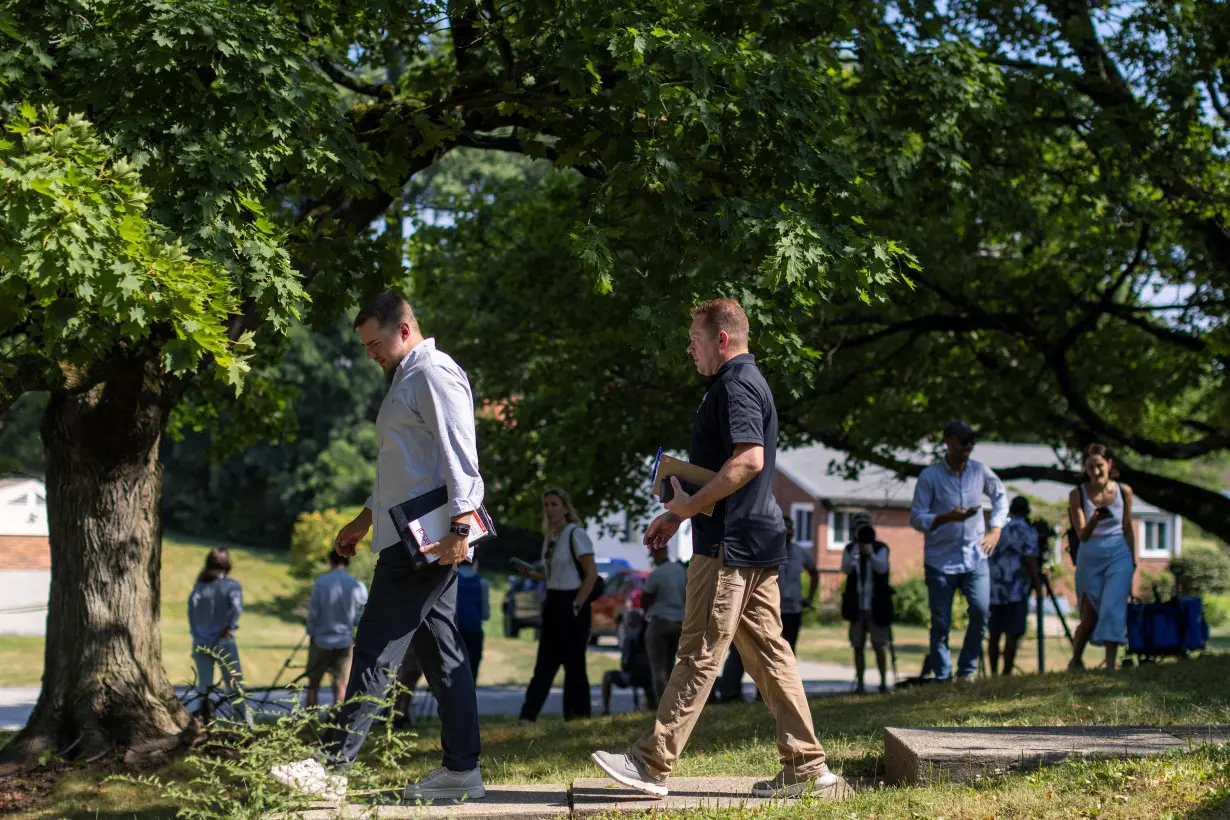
[774,442,1182,596]
[0,475,51,635]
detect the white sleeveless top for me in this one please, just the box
[1081,483,1123,540]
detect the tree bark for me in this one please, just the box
[0,354,194,766]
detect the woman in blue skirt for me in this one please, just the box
[1068,443,1138,672]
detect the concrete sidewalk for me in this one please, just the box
[297,775,854,818]
[0,659,859,731]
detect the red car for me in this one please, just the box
[590,569,648,643]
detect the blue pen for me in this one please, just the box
[650,447,664,490]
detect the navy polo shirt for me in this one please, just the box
[688,354,787,568]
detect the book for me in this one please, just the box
[388,487,497,569]
[652,453,717,517]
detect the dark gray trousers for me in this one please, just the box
[323,547,480,771]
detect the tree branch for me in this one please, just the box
[1044,342,1230,459]
[454,131,606,180]
[315,58,394,100]
[449,0,482,78]
[482,0,515,81]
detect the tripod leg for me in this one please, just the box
[1045,576,1075,644]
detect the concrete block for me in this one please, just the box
[885,724,1230,786]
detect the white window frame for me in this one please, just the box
[827,510,853,551]
[1139,517,1174,559]
[790,503,815,548]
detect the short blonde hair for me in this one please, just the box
[690,298,749,348]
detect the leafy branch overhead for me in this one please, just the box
[0,105,253,412]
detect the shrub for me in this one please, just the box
[893,576,930,627]
[1137,565,1175,601]
[1168,544,1230,598]
[289,506,378,587]
[1203,595,1230,628]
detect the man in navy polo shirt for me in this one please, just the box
[590,298,836,799]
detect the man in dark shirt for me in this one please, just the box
[590,298,836,799]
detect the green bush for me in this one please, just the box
[893,576,931,627]
[1168,544,1230,598]
[1203,595,1230,628]
[289,506,378,587]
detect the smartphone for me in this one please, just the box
[1096,507,1113,519]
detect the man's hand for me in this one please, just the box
[334,514,371,557]
[644,511,682,550]
[663,476,697,520]
[859,542,873,557]
[980,526,1002,556]
[933,506,980,530]
[423,532,470,565]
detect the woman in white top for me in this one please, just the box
[516,488,600,722]
[1068,443,1138,672]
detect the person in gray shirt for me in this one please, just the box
[304,552,369,708]
[187,548,246,721]
[640,544,687,704]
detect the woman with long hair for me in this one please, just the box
[1068,444,1137,672]
[187,547,247,720]
[517,488,600,722]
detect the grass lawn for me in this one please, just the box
[0,534,618,689]
[7,654,1230,818]
[795,621,1100,675]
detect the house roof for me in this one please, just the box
[776,442,1167,516]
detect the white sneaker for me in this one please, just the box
[270,757,347,800]
[589,750,669,797]
[750,765,840,798]
[404,766,486,801]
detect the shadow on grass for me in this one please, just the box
[245,592,308,624]
[378,653,1230,786]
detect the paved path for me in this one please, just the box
[0,659,859,731]
[297,775,854,818]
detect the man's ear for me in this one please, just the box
[717,329,730,351]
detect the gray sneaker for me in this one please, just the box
[589,750,669,797]
[404,766,486,801]
[750,765,839,798]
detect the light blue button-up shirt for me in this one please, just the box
[365,338,485,552]
[306,568,369,649]
[909,457,1008,574]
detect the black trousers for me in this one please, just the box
[716,611,803,700]
[519,590,592,721]
[460,628,484,682]
[323,548,480,772]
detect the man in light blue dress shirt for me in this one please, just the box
[909,420,1008,682]
[271,293,486,803]
[303,552,369,709]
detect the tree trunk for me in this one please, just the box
[0,354,195,766]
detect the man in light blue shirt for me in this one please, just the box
[304,552,369,708]
[909,420,1008,682]
[271,293,486,803]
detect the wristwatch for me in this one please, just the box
[449,521,472,538]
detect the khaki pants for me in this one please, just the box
[632,549,827,781]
